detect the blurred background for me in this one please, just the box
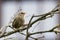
[0,0,60,40]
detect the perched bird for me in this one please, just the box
[12,11,25,29]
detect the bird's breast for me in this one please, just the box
[12,16,24,29]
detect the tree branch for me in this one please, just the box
[29,24,60,35]
[9,25,37,40]
[25,15,34,40]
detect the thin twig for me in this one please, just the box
[25,15,34,40]
[29,24,60,35]
[30,8,59,27]
[33,5,59,17]
[8,25,37,40]
[20,33,37,40]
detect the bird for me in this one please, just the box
[12,11,25,29]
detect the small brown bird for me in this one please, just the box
[12,12,25,29]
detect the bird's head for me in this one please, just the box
[20,12,25,15]
[18,11,25,17]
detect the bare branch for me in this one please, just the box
[29,24,60,35]
[9,25,37,40]
[25,15,34,40]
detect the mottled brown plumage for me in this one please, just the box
[12,12,25,29]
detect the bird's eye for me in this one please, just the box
[21,12,25,14]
